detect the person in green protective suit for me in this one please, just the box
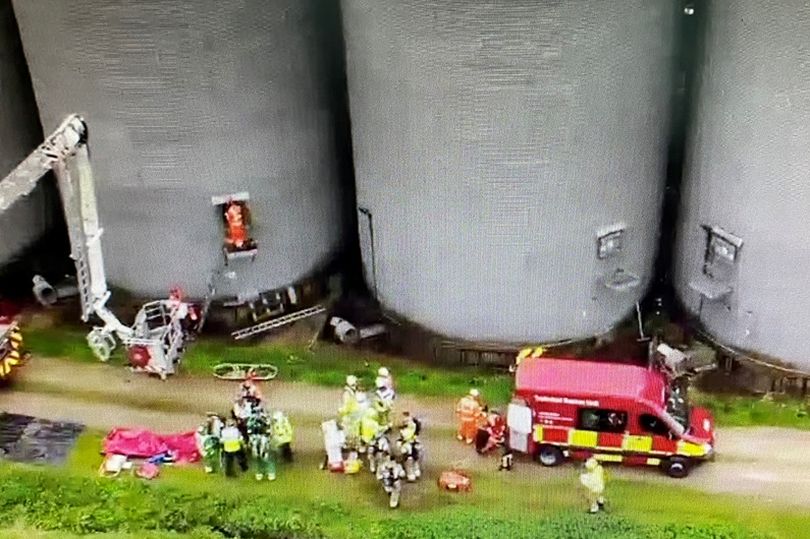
[196,414,223,474]
[251,427,276,481]
[270,410,294,462]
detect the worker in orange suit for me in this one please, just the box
[456,389,485,444]
[224,201,249,249]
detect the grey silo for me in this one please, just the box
[0,0,48,269]
[342,0,677,343]
[675,0,810,371]
[11,0,344,298]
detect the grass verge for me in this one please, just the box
[54,430,807,539]
[2,457,805,539]
[693,390,810,430]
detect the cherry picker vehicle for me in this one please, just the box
[0,115,194,379]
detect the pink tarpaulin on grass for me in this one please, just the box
[103,428,200,464]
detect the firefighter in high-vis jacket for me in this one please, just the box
[270,410,294,462]
[339,375,360,424]
[221,419,248,477]
[580,457,607,513]
[359,406,383,452]
[372,390,393,428]
[456,389,485,444]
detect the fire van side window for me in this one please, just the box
[639,414,670,436]
[577,408,628,433]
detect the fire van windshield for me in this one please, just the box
[665,384,690,431]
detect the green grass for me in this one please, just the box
[24,326,515,404]
[44,430,804,539]
[25,326,101,363]
[3,449,806,539]
[693,390,810,430]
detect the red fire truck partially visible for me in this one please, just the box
[0,301,27,381]
[505,356,715,478]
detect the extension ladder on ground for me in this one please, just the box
[230,304,326,341]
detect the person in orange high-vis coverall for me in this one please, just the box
[456,389,484,444]
[225,201,249,249]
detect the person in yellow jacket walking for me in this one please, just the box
[580,457,606,513]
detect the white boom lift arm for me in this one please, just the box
[0,114,189,379]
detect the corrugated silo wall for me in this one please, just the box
[675,0,810,371]
[12,0,345,299]
[0,0,48,268]
[342,1,677,344]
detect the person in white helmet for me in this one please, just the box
[375,366,396,413]
[375,367,394,396]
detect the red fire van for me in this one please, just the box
[506,356,715,478]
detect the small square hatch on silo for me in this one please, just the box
[211,192,257,261]
[701,225,742,279]
[596,224,626,260]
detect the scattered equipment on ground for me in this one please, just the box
[438,469,472,492]
[329,316,387,345]
[0,115,199,378]
[31,274,79,306]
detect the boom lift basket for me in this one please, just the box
[123,300,187,379]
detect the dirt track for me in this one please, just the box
[4,357,810,508]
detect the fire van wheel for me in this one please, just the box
[663,457,691,478]
[537,445,564,467]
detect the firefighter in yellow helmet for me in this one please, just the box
[580,457,606,513]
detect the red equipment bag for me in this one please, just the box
[438,470,472,492]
